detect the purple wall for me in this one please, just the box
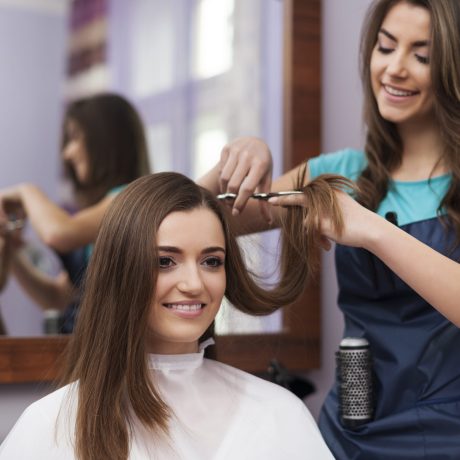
[304,0,373,420]
[0,4,69,336]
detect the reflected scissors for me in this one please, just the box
[4,219,25,232]
[217,191,304,201]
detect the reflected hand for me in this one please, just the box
[218,137,273,221]
[0,185,26,221]
[0,210,25,249]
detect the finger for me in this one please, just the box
[230,175,257,216]
[319,235,332,251]
[218,145,233,192]
[268,194,306,207]
[231,166,271,217]
[253,200,274,224]
[219,146,237,193]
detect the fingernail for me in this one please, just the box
[232,208,240,217]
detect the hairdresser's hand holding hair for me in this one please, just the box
[0,172,333,460]
[200,0,460,458]
[268,176,376,250]
[0,93,150,332]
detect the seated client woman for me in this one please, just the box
[0,172,340,459]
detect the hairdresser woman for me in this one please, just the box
[199,0,460,458]
[0,93,150,332]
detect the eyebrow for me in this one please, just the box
[379,28,430,48]
[158,246,226,255]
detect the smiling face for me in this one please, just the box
[370,2,434,128]
[146,207,226,354]
[62,118,90,184]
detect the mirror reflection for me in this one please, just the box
[0,0,284,337]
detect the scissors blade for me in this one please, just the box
[251,191,304,200]
[216,193,238,201]
[217,191,303,201]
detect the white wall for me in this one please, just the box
[302,0,373,420]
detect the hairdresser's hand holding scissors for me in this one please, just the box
[219,137,273,220]
[199,137,274,224]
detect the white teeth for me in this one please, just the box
[166,304,203,311]
[384,85,415,97]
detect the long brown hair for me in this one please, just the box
[62,93,151,207]
[61,171,349,460]
[358,0,460,240]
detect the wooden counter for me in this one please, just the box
[0,336,69,383]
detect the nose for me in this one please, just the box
[386,51,408,79]
[176,263,204,295]
[62,141,73,161]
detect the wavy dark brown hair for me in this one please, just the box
[62,93,151,207]
[358,0,460,241]
[60,171,350,460]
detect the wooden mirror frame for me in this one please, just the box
[0,0,321,383]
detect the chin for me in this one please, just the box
[379,107,412,124]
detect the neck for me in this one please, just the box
[146,337,199,355]
[393,119,446,181]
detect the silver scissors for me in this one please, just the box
[217,191,304,201]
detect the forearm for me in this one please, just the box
[197,162,221,195]
[11,249,73,311]
[13,184,111,252]
[15,184,74,248]
[364,215,460,326]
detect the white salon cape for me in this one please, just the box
[0,343,333,459]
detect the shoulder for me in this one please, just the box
[19,384,71,421]
[204,359,313,415]
[107,184,127,197]
[204,360,334,459]
[308,148,366,181]
[0,384,76,459]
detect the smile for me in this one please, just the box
[383,84,418,97]
[163,303,205,311]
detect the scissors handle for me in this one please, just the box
[217,191,303,201]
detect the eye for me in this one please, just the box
[158,256,175,269]
[377,45,393,55]
[415,54,429,65]
[202,256,224,269]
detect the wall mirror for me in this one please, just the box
[0,0,320,381]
